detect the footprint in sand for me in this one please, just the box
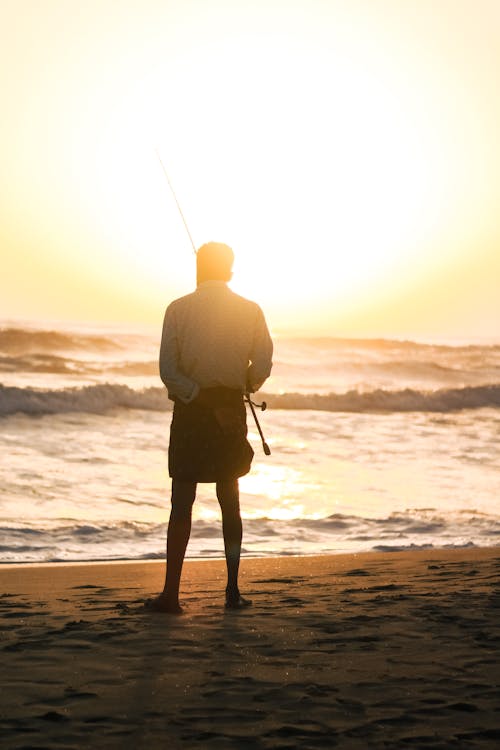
[343,568,371,577]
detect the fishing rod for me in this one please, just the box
[156,150,271,456]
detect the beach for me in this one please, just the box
[1,548,499,749]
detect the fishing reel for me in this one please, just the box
[247,397,267,411]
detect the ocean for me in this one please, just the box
[1,323,499,563]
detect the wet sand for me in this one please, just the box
[1,548,499,749]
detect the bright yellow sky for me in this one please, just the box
[1,0,499,339]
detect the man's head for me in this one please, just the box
[196,242,234,285]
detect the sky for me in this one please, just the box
[1,0,499,339]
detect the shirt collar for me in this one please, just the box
[196,280,228,290]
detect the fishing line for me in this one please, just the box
[156,149,197,254]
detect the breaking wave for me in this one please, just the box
[262,385,500,412]
[0,353,158,376]
[0,327,123,354]
[1,382,499,417]
[1,509,498,563]
[0,383,169,416]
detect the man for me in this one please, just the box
[150,242,273,613]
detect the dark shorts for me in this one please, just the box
[168,387,254,483]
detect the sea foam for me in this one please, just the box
[1,383,499,417]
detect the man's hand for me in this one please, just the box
[245,374,255,394]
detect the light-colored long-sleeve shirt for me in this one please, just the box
[159,281,273,403]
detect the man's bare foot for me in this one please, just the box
[225,592,252,609]
[144,594,183,615]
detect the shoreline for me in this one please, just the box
[2,547,499,748]
[2,543,498,570]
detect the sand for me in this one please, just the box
[1,548,499,749]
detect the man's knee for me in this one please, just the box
[170,480,196,521]
[218,496,241,523]
[216,479,240,515]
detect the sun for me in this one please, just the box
[71,22,464,328]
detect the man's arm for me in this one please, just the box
[159,305,200,403]
[246,305,273,393]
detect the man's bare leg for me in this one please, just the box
[216,478,251,608]
[147,479,196,613]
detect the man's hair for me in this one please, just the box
[196,242,234,283]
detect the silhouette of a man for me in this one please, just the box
[150,242,273,613]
